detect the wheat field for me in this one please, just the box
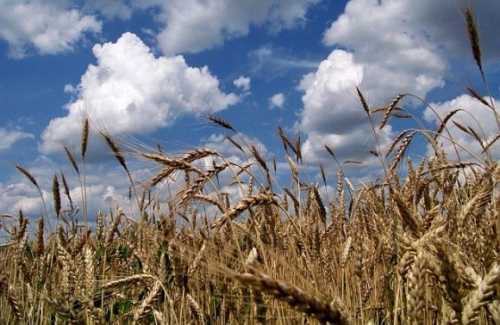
[0,7,499,325]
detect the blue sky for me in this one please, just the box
[0,0,499,218]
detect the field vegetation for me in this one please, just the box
[0,7,499,325]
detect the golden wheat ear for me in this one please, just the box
[81,117,89,160]
[51,174,61,218]
[464,7,484,80]
[231,270,350,324]
[208,114,236,132]
[15,165,39,190]
[100,132,129,175]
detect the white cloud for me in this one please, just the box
[301,0,500,172]
[0,128,33,151]
[323,0,500,60]
[155,0,319,55]
[299,51,364,134]
[63,84,77,94]
[269,93,285,109]
[321,0,446,101]
[0,176,131,221]
[0,181,45,217]
[0,156,145,220]
[0,131,271,220]
[424,94,500,160]
[297,0,489,170]
[0,1,321,57]
[233,76,251,92]
[0,0,101,58]
[41,32,239,155]
[298,50,393,168]
[83,0,133,20]
[298,0,500,176]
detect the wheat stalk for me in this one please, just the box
[231,270,350,324]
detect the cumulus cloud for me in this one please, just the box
[0,128,33,151]
[0,179,134,222]
[0,0,101,58]
[297,0,500,170]
[322,0,446,98]
[298,50,393,168]
[424,94,500,160]
[233,76,251,92]
[1,132,268,219]
[269,93,285,109]
[0,1,321,57]
[41,32,238,155]
[323,0,500,59]
[0,181,94,218]
[0,156,144,220]
[155,0,319,55]
[0,182,40,215]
